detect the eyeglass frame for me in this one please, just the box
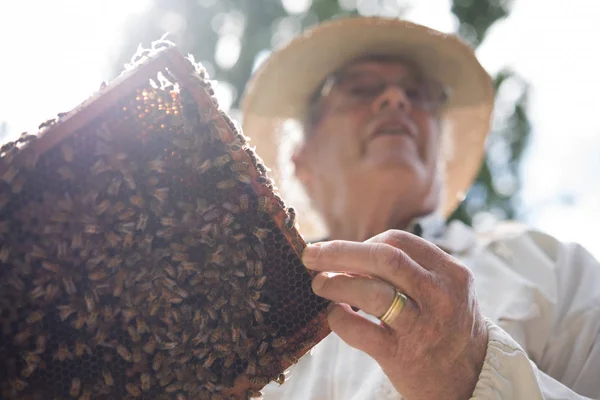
[304,59,452,131]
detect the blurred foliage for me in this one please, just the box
[112,0,530,228]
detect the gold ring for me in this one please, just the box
[379,291,407,325]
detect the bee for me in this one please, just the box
[90,158,111,175]
[102,368,115,386]
[142,335,157,355]
[130,194,145,207]
[10,173,26,193]
[254,261,264,276]
[147,175,160,187]
[257,175,273,186]
[113,270,125,297]
[257,302,270,313]
[118,208,136,221]
[123,172,137,190]
[84,294,95,312]
[230,161,249,173]
[152,352,164,371]
[0,194,9,211]
[110,200,126,214]
[285,207,296,229]
[254,309,264,324]
[216,179,236,190]
[282,353,298,365]
[203,208,222,223]
[107,256,123,269]
[54,343,73,361]
[133,347,143,363]
[246,390,263,399]
[35,334,47,354]
[58,304,76,321]
[202,352,216,368]
[117,345,133,362]
[88,269,108,281]
[57,165,76,180]
[272,337,287,348]
[72,313,87,330]
[255,276,267,289]
[101,305,116,323]
[235,172,253,184]
[253,242,267,259]
[173,137,192,149]
[149,158,166,172]
[69,377,82,396]
[153,187,170,202]
[275,372,288,385]
[95,199,111,215]
[21,363,37,378]
[45,283,60,302]
[2,165,18,183]
[213,343,231,353]
[253,227,270,241]
[165,382,183,393]
[78,387,92,400]
[249,376,271,387]
[96,122,114,141]
[74,340,92,357]
[26,310,44,324]
[60,143,74,162]
[41,261,61,273]
[84,224,101,234]
[219,212,235,227]
[213,154,231,167]
[128,326,142,343]
[257,196,273,213]
[223,352,236,368]
[126,383,142,397]
[257,341,269,356]
[245,260,255,275]
[141,372,152,391]
[9,377,27,392]
[136,213,148,231]
[22,351,41,366]
[124,232,134,247]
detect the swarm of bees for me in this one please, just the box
[0,44,330,399]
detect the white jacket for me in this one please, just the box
[262,218,600,399]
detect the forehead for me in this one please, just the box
[337,56,424,79]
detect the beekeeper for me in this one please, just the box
[240,17,600,400]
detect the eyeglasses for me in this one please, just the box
[317,71,451,112]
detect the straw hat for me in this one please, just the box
[240,16,494,241]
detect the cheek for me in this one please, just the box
[309,115,365,167]
[416,114,442,166]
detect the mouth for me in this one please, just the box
[370,120,415,142]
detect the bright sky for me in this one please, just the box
[1,0,599,259]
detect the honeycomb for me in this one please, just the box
[0,44,330,399]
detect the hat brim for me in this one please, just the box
[241,17,494,241]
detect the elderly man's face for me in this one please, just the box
[293,59,445,234]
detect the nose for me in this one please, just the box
[371,85,412,114]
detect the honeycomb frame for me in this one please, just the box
[0,45,331,399]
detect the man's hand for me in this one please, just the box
[303,229,488,400]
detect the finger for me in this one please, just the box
[366,229,457,272]
[326,303,395,361]
[302,241,429,293]
[312,272,415,317]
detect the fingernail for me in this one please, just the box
[311,273,326,293]
[302,243,321,267]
